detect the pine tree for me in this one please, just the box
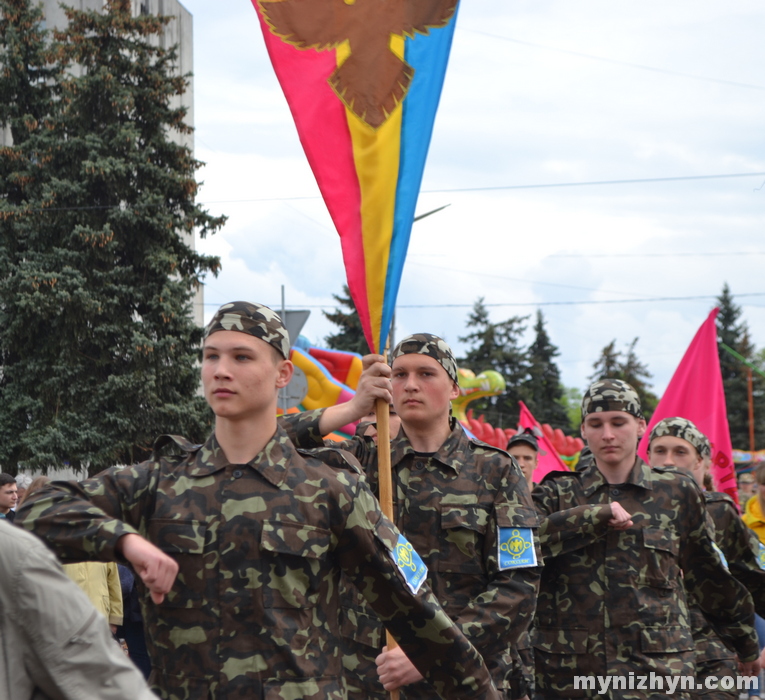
[458,298,528,428]
[717,284,765,449]
[0,0,224,474]
[523,310,571,431]
[589,337,658,420]
[323,284,368,355]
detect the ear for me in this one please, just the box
[636,418,647,438]
[449,381,460,401]
[275,359,294,389]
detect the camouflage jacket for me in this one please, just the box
[282,410,542,699]
[531,458,757,700]
[16,427,501,700]
[689,491,765,666]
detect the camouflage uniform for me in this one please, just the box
[16,429,501,700]
[282,410,542,700]
[689,491,765,699]
[531,458,758,700]
[649,416,765,698]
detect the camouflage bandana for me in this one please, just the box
[649,417,710,458]
[391,333,458,384]
[581,378,644,420]
[203,301,291,359]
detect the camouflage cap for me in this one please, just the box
[581,378,644,420]
[649,417,711,458]
[507,427,540,452]
[203,301,290,359]
[391,333,458,384]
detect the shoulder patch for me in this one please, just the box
[498,527,538,569]
[297,446,363,476]
[391,534,428,594]
[152,434,201,458]
[755,541,765,571]
[704,490,736,506]
[540,468,580,484]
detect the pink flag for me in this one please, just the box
[518,401,569,482]
[637,308,736,502]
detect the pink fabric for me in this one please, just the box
[518,402,569,482]
[637,308,736,502]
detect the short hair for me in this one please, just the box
[0,473,16,488]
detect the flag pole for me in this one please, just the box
[376,338,399,700]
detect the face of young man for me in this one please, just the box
[508,443,538,486]
[390,354,459,430]
[647,435,704,486]
[201,331,292,422]
[0,483,18,514]
[580,411,646,473]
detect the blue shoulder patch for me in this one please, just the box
[392,534,428,594]
[757,542,765,571]
[498,527,537,570]
[712,542,729,570]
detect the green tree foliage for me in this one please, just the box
[589,337,658,420]
[523,310,571,431]
[457,298,528,429]
[322,284,368,355]
[717,283,765,450]
[0,0,224,474]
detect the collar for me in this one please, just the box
[581,456,653,497]
[185,425,297,489]
[390,417,465,475]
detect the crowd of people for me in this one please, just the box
[3,300,765,700]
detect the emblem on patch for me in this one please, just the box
[711,542,729,570]
[392,534,428,594]
[498,527,537,570]
[757,542,765,571]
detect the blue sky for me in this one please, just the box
[180,0,765,397]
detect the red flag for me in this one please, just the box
[637,308,736,501]
[518,401,569,482]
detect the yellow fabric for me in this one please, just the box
[62,561,123,626]
[339,36,404,353]
[742,495,765,544]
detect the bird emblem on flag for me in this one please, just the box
[258,0,459,128]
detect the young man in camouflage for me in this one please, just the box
[647,417,765,699]
[531,379,759,699]
[282,333,541,700]
[17,303,502,700]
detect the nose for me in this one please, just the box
[214,356,233,379]
[601,424,615,440]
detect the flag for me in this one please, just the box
[251,0,460,353]
[637,308,736,500]
[518,401,569,482]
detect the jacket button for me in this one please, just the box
[611,488,620,496]
[233,469,243,479]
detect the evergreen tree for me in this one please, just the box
[323,284,368,355]
[0,0,224,474]
[523,310,571,431]
[717,284,765,449]
[589,337,658,420]
[458,298,528,428]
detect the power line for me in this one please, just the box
[462,29,765,92]
[197,292,765,310]
[421,172,765,195]
[549,251,765,259]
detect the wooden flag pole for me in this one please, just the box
[376,394,399,700]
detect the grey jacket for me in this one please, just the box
[0,520,157,700]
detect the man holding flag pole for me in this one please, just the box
[282,334,541,700]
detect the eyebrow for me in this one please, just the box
[203,345,256,352]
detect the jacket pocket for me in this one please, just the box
[437,503,488,574]
[260,520,331,608]
[147,518,206,607]
[641,526,679,587]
